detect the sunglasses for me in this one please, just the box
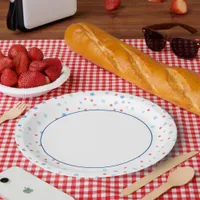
[142,23,200,59]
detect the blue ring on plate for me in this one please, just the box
[40,109,153,169]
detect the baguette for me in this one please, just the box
[64,22,200,116]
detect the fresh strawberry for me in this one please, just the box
[28,47,44,61]
[44,67,62,82]
[104,0,121,11]
[148,0,164,2]
[18,71,47,88]
[43,58,62,69]
[170,0,188,14]
[8,44,27,59]
[0,57,14,73]
[0,51,4,58]
[1,68,18,87]
[43,58,62,82]
[29,61,47,72]
[13,53,29,75]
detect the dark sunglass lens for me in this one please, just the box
[144,29,166,51]
[171,38,198,59]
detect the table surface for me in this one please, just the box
[0,0,200,40]
[0,39,200,200]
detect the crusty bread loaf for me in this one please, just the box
[64,22,200,116]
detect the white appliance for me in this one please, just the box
[7,0,77,31]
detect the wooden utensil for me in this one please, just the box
[141,166,195,200]
[121,151,198,196]
[0,102,27,124]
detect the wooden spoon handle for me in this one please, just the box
[141,183,172,200]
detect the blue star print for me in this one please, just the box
[90,92,95,96]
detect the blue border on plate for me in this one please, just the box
[40,109,153,169]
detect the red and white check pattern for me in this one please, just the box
[0,40,200,200]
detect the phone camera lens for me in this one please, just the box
[0,178,9,183]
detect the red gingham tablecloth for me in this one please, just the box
[0,39,200,200]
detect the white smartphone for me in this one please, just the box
[0,166,74,200]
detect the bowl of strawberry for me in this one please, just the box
[0,44,70,98]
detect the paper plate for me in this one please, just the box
[15,91,177,178]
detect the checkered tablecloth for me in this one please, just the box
[0,39,200,200]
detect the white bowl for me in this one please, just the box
[0,65,70,98]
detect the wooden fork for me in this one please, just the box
[0,102,27,124]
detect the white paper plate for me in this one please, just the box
[15,91,177,178]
